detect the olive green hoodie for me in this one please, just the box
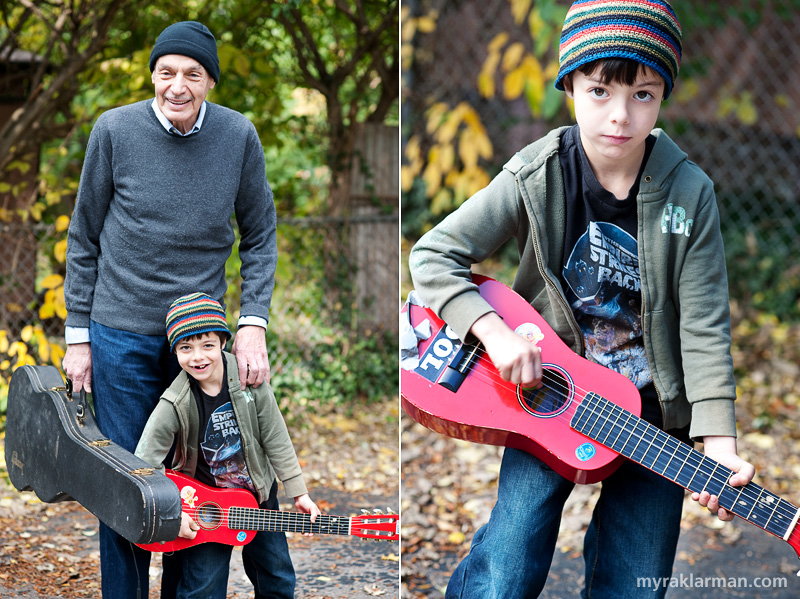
[135,351,307,502]
[409,127,736,440]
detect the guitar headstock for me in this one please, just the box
[351,508,399,541]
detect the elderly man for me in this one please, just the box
[63,21,285,599]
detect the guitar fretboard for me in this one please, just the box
[228,508,351,535]
[571,392,800,541]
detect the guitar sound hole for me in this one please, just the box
[195,502,223,530]
[517,366,572,418]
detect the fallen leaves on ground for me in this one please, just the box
[0,396,398,598]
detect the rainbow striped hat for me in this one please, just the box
[555,0,682,98]
[166,292,230,351]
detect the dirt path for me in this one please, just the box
[0,399,399,598]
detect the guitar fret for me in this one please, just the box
[607,411,632,452]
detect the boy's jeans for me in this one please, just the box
[90,320,181,599]
[161,480,296,599]
[445,447,685,599]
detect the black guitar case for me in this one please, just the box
[4,364,181,545]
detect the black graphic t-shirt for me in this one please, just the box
[558,125,663,426]
[191,362,256,493]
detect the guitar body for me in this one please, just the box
[138,472,259,552]
[137,471,400,552]
[401,275,642,485]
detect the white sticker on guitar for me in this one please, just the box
[515,323,544,345]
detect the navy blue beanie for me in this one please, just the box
[149,21,220,82]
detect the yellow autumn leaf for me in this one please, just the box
[458,129,480,170]
[38,339,51,363]
[20,325,33,343]
[448,531,466,544]
[425,103,449,134]
[487,32,509,53]
[416,15,437,33]
[0,331,7,352]
[8,341,27,357]
[55,215,70,232]
[503,66,526,100]
[511,0,533,24]
[422,161,442,197]
[40,274,64,289]
[50,344,65,367]
[54,239,68,263]
[39,302,54,320]
[501,42,526,73]
[430,188,452,215]
[400,166,415,192]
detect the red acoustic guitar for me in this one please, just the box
[401,275,800,561]
[136,470,398,552]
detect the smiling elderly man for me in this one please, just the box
[62,21,281,599]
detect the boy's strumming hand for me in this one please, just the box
[294,494,322,537]
[470,312,543,387]
[178,512,199,540]
[693,435,756,522]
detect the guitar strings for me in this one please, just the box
[177,507,397,537]
[421,340,800,528]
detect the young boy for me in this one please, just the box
[135,292,319,599]
[408,1,755,597]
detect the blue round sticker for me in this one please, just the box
[237,531,247,542]
[575,442,596,462]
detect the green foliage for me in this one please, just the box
[271,329,397,410]
[724,229,800,322]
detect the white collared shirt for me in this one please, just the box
[151,98,207,136]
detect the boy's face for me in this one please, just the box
[174,332,224,390]
[567,65,664,171]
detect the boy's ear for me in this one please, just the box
[562,74,574,98]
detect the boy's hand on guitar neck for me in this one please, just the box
[294,493,322,537]
[470,312,543,387]
[693,435,756,522]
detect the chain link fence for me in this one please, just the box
[0,213,398,403]
[402,1,800,312]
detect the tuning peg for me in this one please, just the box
[373,509,384,515]
[387,508,394,514]
[361,509,370,515]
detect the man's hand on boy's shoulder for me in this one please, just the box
[692,435,756,522]
[232,325,270,387]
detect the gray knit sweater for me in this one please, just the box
[65,99,276,334]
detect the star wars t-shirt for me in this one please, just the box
[191,362,257,493]
[558,124,663,426]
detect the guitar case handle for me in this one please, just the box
[65,377,88,423]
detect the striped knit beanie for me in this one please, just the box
[166,293,230,351]
[555,0,682,99]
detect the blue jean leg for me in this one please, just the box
[581,460,684,599]
[162,543,234,599]
[445,448,575,599]
[242,480,297,599]
[89,320,181,599]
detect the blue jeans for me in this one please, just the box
[90,320,182,599]
[160,480,296,599]
[446,448,684,599]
